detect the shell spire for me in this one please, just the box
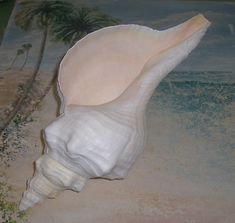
[19,155,87,211]
[20,14,210,210]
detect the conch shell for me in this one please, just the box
[19,14,210,211]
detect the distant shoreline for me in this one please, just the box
[164,71,235,84]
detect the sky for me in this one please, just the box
[0,0,234,73]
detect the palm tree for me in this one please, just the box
[8,48,24,70]
[0,0,74,134]
[51,6,120,47]
[20,43,32,70]
[0,1,120,135]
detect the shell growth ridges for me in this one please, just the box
[19,155,87,211]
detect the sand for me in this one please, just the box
[0,70,30,109]
[4,86,235,223]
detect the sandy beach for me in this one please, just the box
[4,85,235,223]
[0,70,30,109]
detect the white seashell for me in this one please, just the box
[19,14,210,211]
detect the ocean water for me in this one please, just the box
[155,71,235,133]
[147,70,235,195]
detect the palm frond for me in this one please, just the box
[17,49,24,55]
[15,1,41,30]
[51,6,120,45]
[15,1,120,46]
[22,43,32,50]
[15,0,74,30]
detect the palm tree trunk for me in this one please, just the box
[22,52,65,121]
[20,50,29,70]
[0,25,48,135]
[7,54,17,70]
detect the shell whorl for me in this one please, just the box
[19,155,87,211]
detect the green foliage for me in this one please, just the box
[16,49,24,56]
[15,0,120,46]
[13,114,23,126]
[21,43,32,51]
[51,6,120,45]
[15,0,75,31]
[0,114,31,167]
[0,181,27,223]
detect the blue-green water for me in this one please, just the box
[155,71,235,130]
[149,71,235,192]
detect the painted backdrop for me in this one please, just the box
[0,1,234,222]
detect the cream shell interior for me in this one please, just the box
[58,14,210,107]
